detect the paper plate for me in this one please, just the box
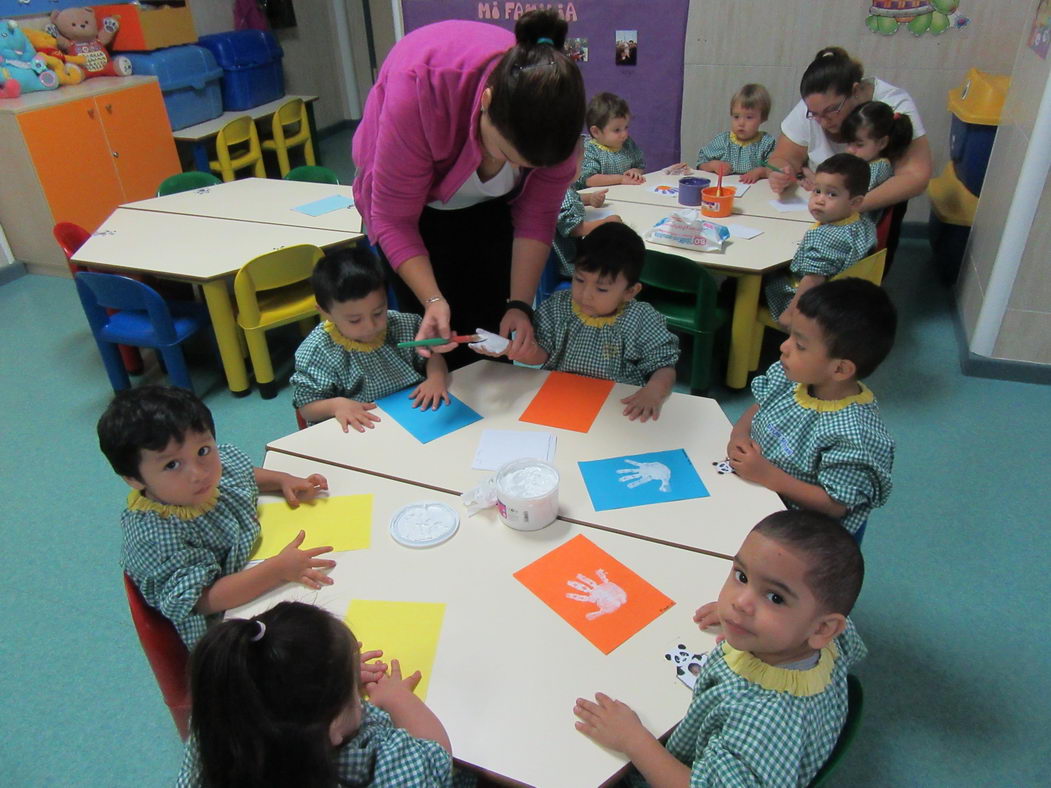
[389,502,460,548]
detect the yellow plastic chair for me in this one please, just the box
[234,244,323,398]
[748,248,887,373]
[209,116,267,182]
[260,98,316,178]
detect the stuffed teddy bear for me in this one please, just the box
[23,27,85,86]
[0,20,60,98]
[47,7,131,79]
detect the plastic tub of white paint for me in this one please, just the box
[495,458,560,531]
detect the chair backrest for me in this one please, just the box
[157,171,222,196]
[874,199,907,252]
[808,674,864,787]
[271,97,307,143]
[75,272,180,345]
[123,573,191,740]
[234,244,324,328]
[284,165,340,185]
[53,221,92,274]
[832,248,887,287]
[638,248,721,331]
[215,116,263,180]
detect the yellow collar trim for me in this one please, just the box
[127,487,219,520]
[809,212,862,231]
[572,299,624,327]
[324,321,387,352]
[722,640,838,696]
[730,131,764,147]
[794,381,873,412]
[591,140,622,153]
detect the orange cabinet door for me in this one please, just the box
[18,96,124,232]
[98,83,181,202]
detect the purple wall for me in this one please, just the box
[399,1,688,168]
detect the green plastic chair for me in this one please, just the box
[637,249,726,395]
[284,165,341,185]
[156,171,222,196]
[809,674,864,787]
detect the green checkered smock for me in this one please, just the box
[627,620,866,787]
[764,214,877,321]
[291,312,427,409]
[864,158,894,224]
[575,137,646,189]
[121,444,259,648]
[534,289,679,386]
[696,131,776,175]
[750,361,893,535]
[176,702,458,787]
[553,188,587,276]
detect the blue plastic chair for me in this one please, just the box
[536,248,572,305]
[74,272,210,393]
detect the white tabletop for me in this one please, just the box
[231,453,729,788]
[121,178,363,234]
[267,361,783,558]
[172,94,319,141]
[72,208,359,281]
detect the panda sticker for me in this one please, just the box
[665,643,710,689]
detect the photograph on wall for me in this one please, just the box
[1030,0,1051,58]
[615,29,638,65]
[566,37,589,62]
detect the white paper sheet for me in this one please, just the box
[724,224,763,240]
[584,206,617,220]
[769,195,809,212]
[471,430,557,471]
[720,177,751,197]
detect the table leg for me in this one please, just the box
[190,141,211,173]
[726,273,761,389]
[201,280,250,396]
[306,102,321,166]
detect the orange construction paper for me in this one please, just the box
[519,371,615,432]
[513,534,675,654]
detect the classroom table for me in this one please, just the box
[266,360,784,559]
[231,452,730,788]
[173,94,320,173]
[71,208,362,396]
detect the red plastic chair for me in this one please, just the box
[296,409,308,430]
[874,200,908,275]
[123,573,191,740]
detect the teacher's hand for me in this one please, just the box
[768,166,796,195]
[415,299,457,358]
[500,308,535,362]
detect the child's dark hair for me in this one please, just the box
[800,47,863,98]
[731,83,771,121]
[796,278,897,379]
[587,91,630,132]
[486,10,585,167]
[753,510,864,616]
[190,602,359,788]
[97,385,215,480]
[840,101,914,162]
[816,152,870,198]
[574,222,645,285]
[311,245,387,313]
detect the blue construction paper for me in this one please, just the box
[578,449,709,511]
[375,389,482,444]
[293,195,355,216]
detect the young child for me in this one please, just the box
[764,153,877,327]
[696,83,777,183]
[176,601,456,787]
[574,510,867,786]
[575,92,646,189]
[552,186,622,276]
[731,278,896,537]
[841,100,914,222]
[477,223,679,422]
[98,385,335,648]
[291,246,450,433]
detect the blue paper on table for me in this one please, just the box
[374,389,482,444]
[578,449,709,511]
[293,195,354,216]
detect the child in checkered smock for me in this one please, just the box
[552,185,623,276]
[841,100,914,223]
[575,92,647,189]
[177,602,463,787]
[731,278,897,538]
[575,511,867,786]
[765,153,877,324]
[291,246,449,432]
[696,83,776,182]
[99,386,334,648]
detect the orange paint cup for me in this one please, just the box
[701,186,736,217]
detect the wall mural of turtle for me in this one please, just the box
[866,0,971,36]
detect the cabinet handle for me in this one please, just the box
[87,108,95,119]
[105,104,113,114]
[112,151,120,159]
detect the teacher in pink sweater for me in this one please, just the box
[352,10,585,368]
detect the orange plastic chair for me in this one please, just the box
[261,98,316,178]
[123,573,191,740]
[209,115,266,182]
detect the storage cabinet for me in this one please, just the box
[0,77,180,274]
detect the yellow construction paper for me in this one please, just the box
[250,495,373,560]
[345,600,446,700]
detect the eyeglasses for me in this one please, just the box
[805,96,848,120]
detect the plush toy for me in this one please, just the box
[47,7,131,79]
[0,20,60,98]
[23,27,85,86]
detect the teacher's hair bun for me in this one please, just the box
[515,9,568,50]
[815,46,849,62]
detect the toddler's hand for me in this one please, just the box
[693,601,721,632]
[409,377,450,410]
[278,472,328,507]
[273,530,335,589]
[621,169,646,185]
[333,399,381,433]
[582,188,608,208]
[620,386,666,423]
[702,160,732,177]
[573,692,650,755]
[740,167,766,184]
[728,440,775,486]
[365,658,422,708]
[358,646,387,685]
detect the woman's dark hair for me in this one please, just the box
[97,385,215,480]
[840,101,914,162]
[486,10,585,167]
[575,222,645,285]
[190,602,359,788]
[311,245,387,313]
[800,47,864,98]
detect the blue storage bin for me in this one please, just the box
[121,46,223,131]
[197,31,284,111]
[949,114,997,197]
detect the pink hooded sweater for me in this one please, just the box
[351,20,578,269]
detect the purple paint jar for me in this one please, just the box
[678,176,711,206]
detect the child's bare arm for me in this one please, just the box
[586,173,632,187]
[299,397,382,433]
[729,441,848,518]
[621,367,675,422]
[254,467,327,506]
[728,403,758,455]
[367,660,452,754]
[698,160,732,176]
